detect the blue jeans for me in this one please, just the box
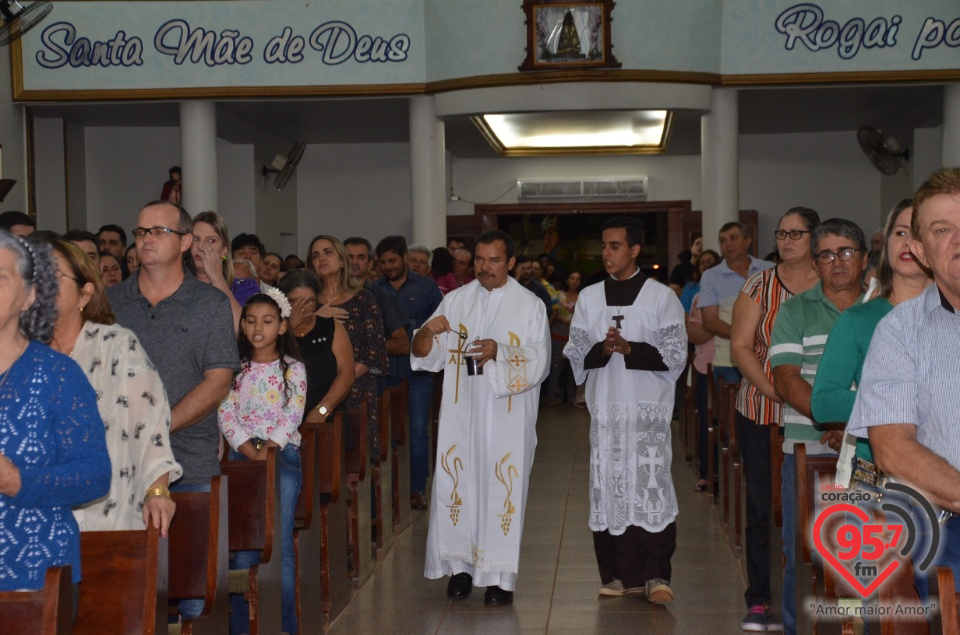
[389,375,433,495]
[228,444,302,634]
[169,481,212,622]
[712,365,742,386]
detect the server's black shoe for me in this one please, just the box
[447,573,473,600]
[484,586,513,606]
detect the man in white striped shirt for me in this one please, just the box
[848,167,960,590]
[769,217,867,635]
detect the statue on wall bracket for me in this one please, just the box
[519,0,621,72]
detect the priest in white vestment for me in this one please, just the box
[411,230,550,606]
[564,217,687,603]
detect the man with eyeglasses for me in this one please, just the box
[699,222,773,387]
[769,217,866,635]
[107,200,240,621]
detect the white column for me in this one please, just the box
[701,88,739,251]
[943,83,960,167]
[409,95,446,247]
[179,101,218,215]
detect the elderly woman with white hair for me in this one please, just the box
[0,230,110,592]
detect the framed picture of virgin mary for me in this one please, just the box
[519,1,621,71]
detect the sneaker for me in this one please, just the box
[741,604,771,632]
[645,578,674,604]
[597,579,625,596]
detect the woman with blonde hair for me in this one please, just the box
[296,234,387,458]
[191,211,257,333]
[48,239,182,534]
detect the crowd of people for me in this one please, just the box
[669,167,960,633]
[1,165,959,633]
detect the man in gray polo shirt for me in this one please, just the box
[109,200,238,491]
[849,167,960,588]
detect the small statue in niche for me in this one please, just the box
[555,11,585,58]
[161,165,181,204]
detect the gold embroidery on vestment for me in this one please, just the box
[505,331,528,412]
[441,444,464,525]
[495,453,518,535]
[447,323,469,404]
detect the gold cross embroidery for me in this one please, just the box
[506,332,525,412]
[447,323,469,403]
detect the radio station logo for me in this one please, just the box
[812,482,943,599]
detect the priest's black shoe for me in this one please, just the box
[447,573,473,600]
[484,586,513,606]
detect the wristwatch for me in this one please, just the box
[317,404,329,417]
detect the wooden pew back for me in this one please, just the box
[0,565,73,635]
[389,381,413,535]
[75,529,167,635]
[221,447,282,634]
[168,475,229,634]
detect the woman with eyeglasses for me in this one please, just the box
[728,207,821,631]
[0,231,111,593]
[48,239,182,534]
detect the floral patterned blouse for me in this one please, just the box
[218,356,307,451]
[322,289,387,459]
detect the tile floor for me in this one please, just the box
[325,405,750,634]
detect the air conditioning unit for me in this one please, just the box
[517,177,648,201]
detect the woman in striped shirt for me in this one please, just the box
[729,207,821,631]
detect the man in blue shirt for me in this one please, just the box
[374,235,444,510]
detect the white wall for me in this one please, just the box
[296,142,412,256]
[33,117,66,232]
[914,126,944,191]
[216,138,255,236]
[446,131,889,257]
[85,126,181,231]
[0,48,25,214]
[446,154,703,216]
[65,121,87,231]
[218,110,299,255]
[739,131,881,255]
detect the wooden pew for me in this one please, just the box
[75,529,167,635]
[314,412,351,624]
[221,447,282,635]
[705,364,718,503]
[724,381,743,557]
[937,567,958,635]
[389,380,414,536]
[294,420,324,632]
[345,401,373,586]
[373,391,395,561]
[168,475,229,635]
[0,565,73,635]
[717,375,733,527]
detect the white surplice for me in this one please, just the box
[411,277,550,590]
[564,277,687,534]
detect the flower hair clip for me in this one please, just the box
[265,287,292,319]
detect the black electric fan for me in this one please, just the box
[0,0,53,46]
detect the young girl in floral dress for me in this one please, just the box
[219,288,306,634]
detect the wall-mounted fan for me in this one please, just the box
[262,140,305,191]
[0,0,53,46]
[857,126,909,176]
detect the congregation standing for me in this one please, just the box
[2,166,960,634]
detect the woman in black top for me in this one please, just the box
[277,269,355,423]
